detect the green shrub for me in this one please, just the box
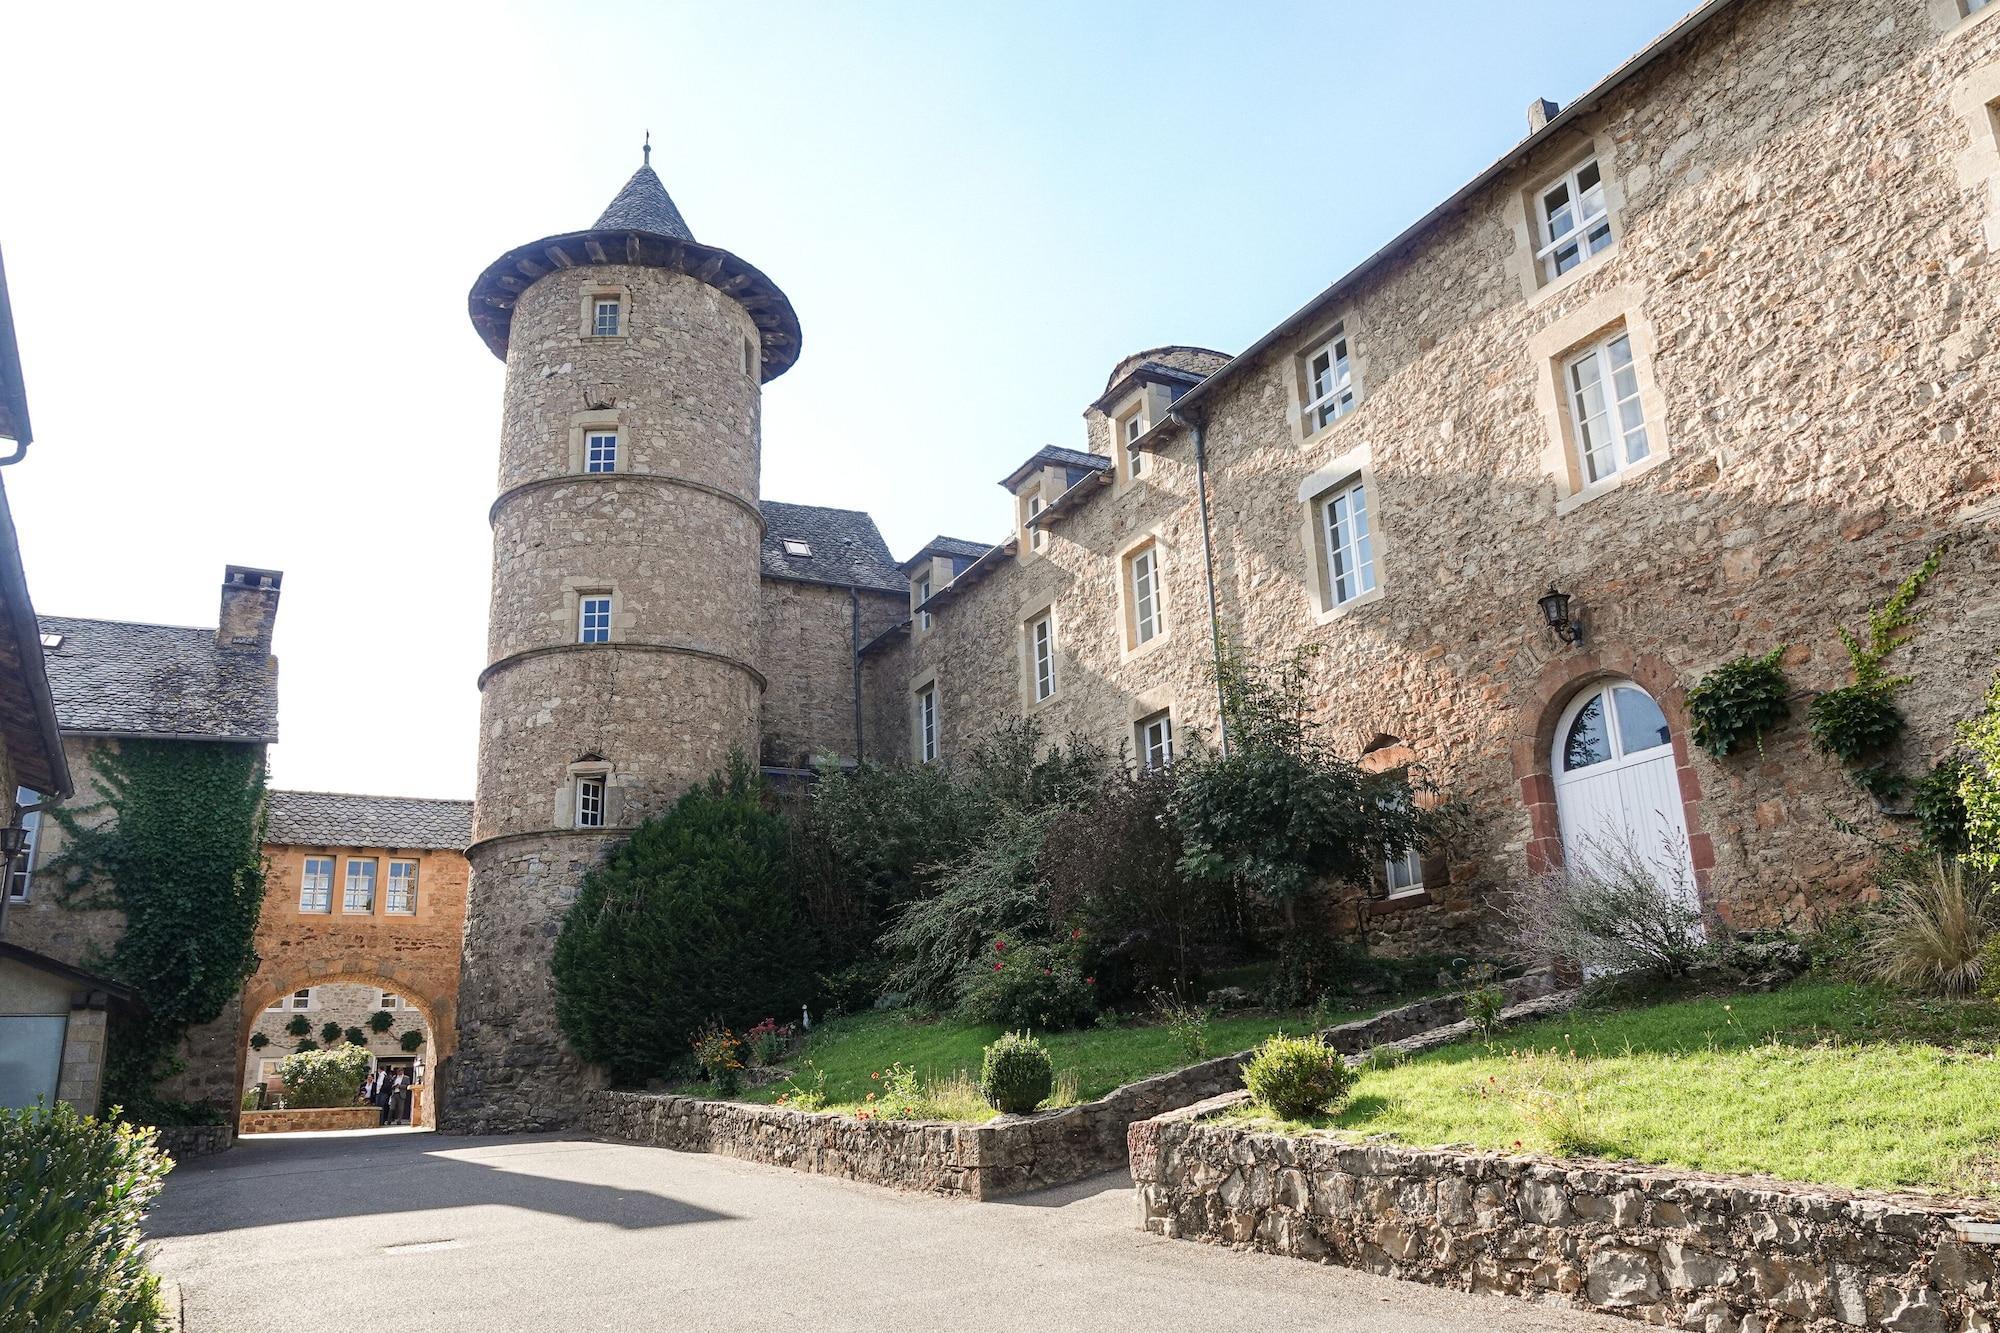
[1914,757,1972,858]
[293,1039,317,1053]
[1808,683,1903,764]
[1242,1033,1354,1120]
[0,1103,172,1332]
[398,1029,424,1052]
[277,1043,371,1109]
[1965,672,2000,874]
[319,1021,343,1045]
[960,941,1096,1032]
[248,1031,269,1050]
[1686,647,1790,758]
[1265,922,1351,1007]
[342,1026,367,1047]
[285,1014,310,1038]
[979,1032,1055,1114]
[692,1024,745,1096]
[552,757,816,1085]
[367,1009,395,1034]
[1864,856,1994,997]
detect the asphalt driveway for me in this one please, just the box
[147,1128,1623,1333]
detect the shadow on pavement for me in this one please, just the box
[991,1169,1133,1209]
[146,1131,733,1238]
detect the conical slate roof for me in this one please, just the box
[592,164,694,241]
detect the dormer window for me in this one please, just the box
[584,429,618,474]
[592,296,622,337]
[782,538,812,558]
[915,573,932,631]
[1117,404,1149,478]
[1303,325,1355,433]
[1536,158,1613,281]
[1026,494,1045,552]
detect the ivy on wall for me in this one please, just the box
[48,740,268,1118]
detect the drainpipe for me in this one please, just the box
[1171,405,1229,757]
[849,582,865,765]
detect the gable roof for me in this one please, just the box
[999,446,1110,492]
[898,535,992,574]
[759,501,903,593]
[592,163,695,241]
[37,615,279,743]
[265,790,473,852]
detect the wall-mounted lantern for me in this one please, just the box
[1538,584,1585,647]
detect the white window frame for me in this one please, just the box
[277,988,314,1012]
[917,683,939,763]
[575,775,607,829]
[915,574,932,632]
[1385,845,1425,899]
[1535,158,1614,283]
[1026,494,1045,552]
[578,595,613,644]
[343,857,377,914]
[386,859,419,915]
[6,790,39,903]
[1118,404,1148,478]
[299,855,334,914]
[1302,324,1356,432]
[782,538,812,557]
[378,991,402,1011]
[592,296,622,337]
[1137,710,1174,770]
[1129,544,1164,647]
[584,429,618,474]
[1319,479,1377,607]
[1564,330,1649,486]
[1029,612,1056,703]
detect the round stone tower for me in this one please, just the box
[443,151,800,1131]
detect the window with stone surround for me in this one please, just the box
[1564,330,1650,486]
[1301,324,1357,434]
[343,857,377,914]
[1028,611,1056,703]
[1534,157,1614,282]
[916,682,939,762]
[1137,709,1174,770]
[584,429,618,474]
[1025,493,1046,552]
[299,855,334,914]
[578,595,612,644]
[269,988,314,1013]
[575,775,607,828]
[1125,542,1165,649]
[1385,843,1424,898]
[1115,400,1149,479]
[378,991,403,1010]
[386,859,419,915]
[592,296,622,337]
[1317,478,1377,607]
[914,573,932,632]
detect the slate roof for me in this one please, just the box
[897,535,993,574]
[999,446,1111,491]
[37,615,279,742]
[266,790,473,852]
[759,501,903,593]
[592,164,695,241]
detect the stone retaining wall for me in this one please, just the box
[580,979,1566,1199]
[1129,1098,2000,1330]
[153,1123,234,1160]
[239,1106,382,1134]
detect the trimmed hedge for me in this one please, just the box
[0,1102,172,1331]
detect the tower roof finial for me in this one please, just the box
[643,130,651,168]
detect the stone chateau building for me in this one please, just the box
[447,0,2000,1132]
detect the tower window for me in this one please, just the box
[592,297,622,337]
[299,855,334,914]
[576,775,606,828]
[1137,710,1174,770]
[343,857,377,914]
[584,430,618,474]
[579,595,612,644]
[744,338,757,375]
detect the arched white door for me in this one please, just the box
[1551,681,1699,908]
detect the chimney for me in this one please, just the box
[1528,98,1561,133]
[218,565,283,651]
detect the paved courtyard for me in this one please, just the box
[148,1129,1624,1333]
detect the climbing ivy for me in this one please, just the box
[47,740,268,1119]
[1685,646,1791,759]
[1807,546,1945,771]
[1965,672,2000,873]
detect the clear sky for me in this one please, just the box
[1,0,1695,799]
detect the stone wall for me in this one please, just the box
[240,1106,382,1135]
[154,1123,234,1160]
[1130,1103,2000,1331]
[580,983,1560,1198]
[894,0,2000,945]
[757,578,906,769]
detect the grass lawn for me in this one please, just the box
[1224,981,2000,1196]
[736,1003,1381,1117]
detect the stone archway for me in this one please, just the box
[1510,645,1717,910]
[240,959,455,1129]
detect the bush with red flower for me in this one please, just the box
[960,939,1097,1031]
